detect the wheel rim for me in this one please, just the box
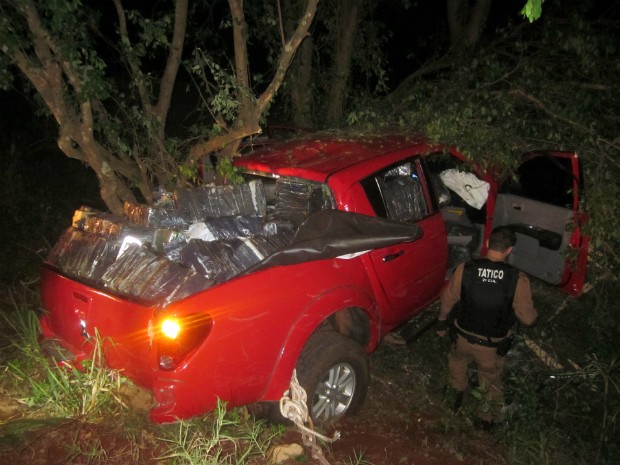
[311,362,356,422]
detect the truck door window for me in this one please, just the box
[361,160,429,222]
[500,155,578,209]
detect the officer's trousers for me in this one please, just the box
[448,334,505,422]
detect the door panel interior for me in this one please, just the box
[493,193,573,285]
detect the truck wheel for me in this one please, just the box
[296,331,369,425]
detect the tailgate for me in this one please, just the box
[40,266,158,387]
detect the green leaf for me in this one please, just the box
[521,0,544,22]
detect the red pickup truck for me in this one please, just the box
[39,134,588,424]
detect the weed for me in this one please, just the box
[344,448,373,465]
[1,291,124,419]
[65,427,108,465]
[157,400,281,464]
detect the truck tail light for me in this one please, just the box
[157,313,213,371]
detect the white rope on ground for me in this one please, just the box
[280,369,340,465]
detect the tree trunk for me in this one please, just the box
[284,0,315,129]
[324,0,361,127]
[291,37,314,129]
[447,0,492,51]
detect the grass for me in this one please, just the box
[1,289,122,418]
[156,402,282,464]
[343,448,372,465]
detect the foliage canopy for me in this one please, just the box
[347,0,619,280]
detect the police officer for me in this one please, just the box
[436,226,537,429]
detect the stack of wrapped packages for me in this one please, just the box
[46,178,325,305]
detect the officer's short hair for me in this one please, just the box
[489,226,516,252]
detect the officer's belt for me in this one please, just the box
[454,325,501,348]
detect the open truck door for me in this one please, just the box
[492,151,588,297]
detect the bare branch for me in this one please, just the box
[255,0,319,115]
[276,0,286,46]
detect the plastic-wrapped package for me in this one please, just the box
[180,239,243,283]
[162,240,188,263]
[274,178,332,223]
[207,216,264,241]
[379,177,427,222]
[47,228,120,281]
[252,231,294,255]
[274,178,311,222]
[75,208,158,249]
[164,271,214,305]
[174,180,266,220]
[120,224,158,245]
[62,234,119,281]
[232,232,294,270]
[152,229,189,253]
[47,227,82,267]
[76,212,155,243]
[152,186,175,205]
[232,239,264,269]
[72,206,99,228]
[81,213,125,236]
[186,222,217,242]
[124,201,192,229]
[262,220,297,236]
[185,216,264,242]
[102,244,206,301]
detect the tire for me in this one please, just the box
[296,331,369,425]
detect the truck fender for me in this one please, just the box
[260,285,381,401]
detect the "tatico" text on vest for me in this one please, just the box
[477,267,504,283]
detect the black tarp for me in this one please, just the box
[247,209,423,272]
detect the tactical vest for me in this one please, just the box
[457,259,519,338]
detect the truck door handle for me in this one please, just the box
[383,250,405,262]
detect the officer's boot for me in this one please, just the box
[443,385,464,412]
[452,390,464,411]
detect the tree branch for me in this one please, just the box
[112,0,152,112]
[510,88,595,135]
[188,125,261,164]
[255,0,318,115]
[154,0,188,125]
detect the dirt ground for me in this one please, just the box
[0,331,506,465]
[320,340,505,465]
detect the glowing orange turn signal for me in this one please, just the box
[157,313,213,371]
[161,319,181,339]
